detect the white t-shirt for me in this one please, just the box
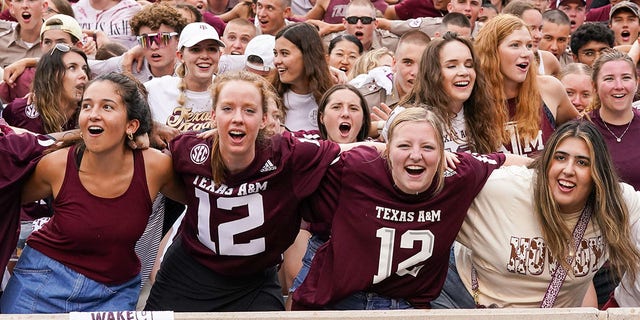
[89,57,177,83]
[73,0,141,48]
[444,108,469,153]
[283,90,318,131]
[291,0,313,16]
[144,75,214,132]
[456,166,640,307]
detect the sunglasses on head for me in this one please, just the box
[345,16,376,25]
[136,32,178,49]
[50,43,70,56]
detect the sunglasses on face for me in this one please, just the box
[136,32,178,49]
[50,43,70,56]
[345,16,376,25]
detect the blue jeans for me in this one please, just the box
[331,291,413,310]
[291,235,411,310]
[430,246,476,309]
[289,234,325,294]
[1,246,141,313]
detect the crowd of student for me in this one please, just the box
[2,0,640,314]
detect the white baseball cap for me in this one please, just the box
[178,22,225,50]
[40,14,83,41]
[244,35,275,72]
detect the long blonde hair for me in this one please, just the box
[176,62,193,109]
[474,14,541,144]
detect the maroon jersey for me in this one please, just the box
[4,98,72,221]
[28,146,152,284]
[171,131,341,276]
[3,98,78,134]
[3,98,46,134]
[290,129,321,140]
[0,128,53,278]
[292,149,505,309]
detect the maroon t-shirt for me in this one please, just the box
[589,109,640,190]
[171,131,341,276]
[586,4,610,22]
[28,146,152,284]
[203,12,227,36]
[292,149,505,309]
[394,0,445,20]
[0,127,52,278]
[0,9,16,21]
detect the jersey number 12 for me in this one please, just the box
[373,228,435,284]
[195,189,266,256]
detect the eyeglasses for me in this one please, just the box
[578,47,610,58]
[137,32,178,49]
[345,16,376,25]
[50,43,70,56]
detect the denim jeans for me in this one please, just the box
[1,246,141,313]
[430,246,476,309]
[290,235,411,310]
[289,234,325,294]
[331,291,413,310]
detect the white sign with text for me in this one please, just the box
[69,311,174,320]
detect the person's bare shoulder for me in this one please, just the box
[39,147,70,168]
[142,148,172,169]
[539,50,561,77]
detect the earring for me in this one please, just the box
[127,132,133,141]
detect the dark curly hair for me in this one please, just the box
[570,22,614,55]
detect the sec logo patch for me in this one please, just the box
[25,104,40,119]
[190,143,210,164]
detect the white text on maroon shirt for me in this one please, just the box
[375,206,441,222]
[193,176,268,196]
